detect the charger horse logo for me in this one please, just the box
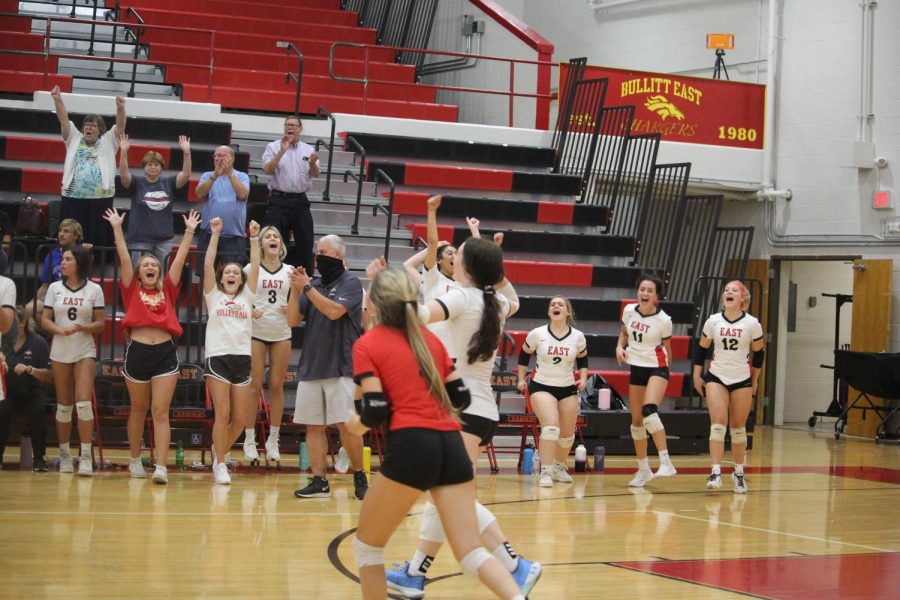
[644,95,685,121]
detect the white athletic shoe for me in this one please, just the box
[77,455,93,477]
[628,469,654,487]
[538,466,554,487]
[59,452,74,473]
[129,458,147,479]
[243,440,259,463]
[214,463,231,485]
[552,462,574,483]
[655,462,677,477]
[334,447,350,474]
[731,472,748,494]
[265,435,281,462]
[152,465,168,485]
[706,473,723,489]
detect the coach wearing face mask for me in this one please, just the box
[287,234,368,501]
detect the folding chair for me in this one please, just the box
[169,362,211,464]
[93,358,149,466]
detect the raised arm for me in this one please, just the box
[50,85,70,140]
[168,210,200,287]
[403,247,428,284]
[114,95,126,135]
[466,216,481,239]
[118,134,132,189]
[103,208,132,288]
[203,217,223,294]
[176,136,192,189]
[246,220,261,294]
[424,195,442,270]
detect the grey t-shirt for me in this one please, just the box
[297,271,363,381]
[126,175,177,243]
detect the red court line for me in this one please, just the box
[613,552,900,600]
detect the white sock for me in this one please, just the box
[270,425,280,437]
[59,442,70,455]
[244,428,255,443]
[408,549,433,576]
[658,449,670,463]
[492,542,519,572]
[734,464,744,476]
[711,464,721,475]
[80,443,91,457]
[637,457,650,472]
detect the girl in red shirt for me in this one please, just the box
[347,267,522,600]
[104,207,201,484]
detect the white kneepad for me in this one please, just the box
[643,413,664,434]
[75,401,93,421]
[630,424,647,440]
[557,435,575,450]
[475,501,497,534]
[709,423,727,443]
[540,425,560,443]
[730,427,747,445]
[352,537,384,568]
[56,404,74,423]
[419,501,447,543]
[459,547,492,577]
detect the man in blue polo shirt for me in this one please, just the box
[195,145,250,265]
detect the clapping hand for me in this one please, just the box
[290,266,310,292]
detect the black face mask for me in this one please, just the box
[316,254,344,285]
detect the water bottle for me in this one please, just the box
[532,452,541,477]
[598,388,611,410]
[175,442,184,470]
[362,446,371,477]
[299,441,309,471]
[574,444,587,472]
[20,434,33,469]
[593,441,606,471]
[522,446,534,474]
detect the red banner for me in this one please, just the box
[559,64,765,149]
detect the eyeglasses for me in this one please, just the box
[284,123,300,129]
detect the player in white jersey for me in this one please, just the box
[403,195,458,348]
[616,275,677,487]
[41,246,105,476]
[382,236,543,599]
[517,296,588,487]
[693,280,764,494]
[241,226,293,466]
[203,217,260,485]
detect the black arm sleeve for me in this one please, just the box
[445,378,471,411]
[752,349,765,368]
[576,355,589,370]
[517,351,533,367]
[360,391,391,428]
[692,342,710,366]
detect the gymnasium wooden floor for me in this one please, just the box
[1,425,898,599]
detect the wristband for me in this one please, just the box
[302,283,312,294]
[248,235,259,241]
[186,229,196,234]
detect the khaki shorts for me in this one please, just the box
[292,377,355,426]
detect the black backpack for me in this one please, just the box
[580,373,627,410]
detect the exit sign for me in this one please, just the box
[873,190,893,209]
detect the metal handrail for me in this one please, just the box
[328,41,557,128]
[123,7,145,97]
[315,105,336,202]
[370,169,395,262]
[343,135,366,236]
[276,41,304,115]
[0,12,217,101]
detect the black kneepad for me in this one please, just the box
[445,378,471,411]
[360,391,391,428]
[641,404,659,417]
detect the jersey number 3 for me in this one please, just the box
[268,290,278,304]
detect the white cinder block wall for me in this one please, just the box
[499,0,899,357]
